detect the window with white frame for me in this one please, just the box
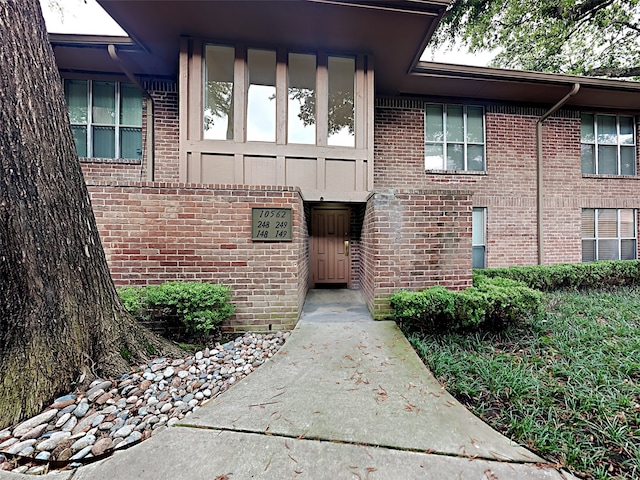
[203,45,235,140]
[582,208,637,261]
[425,104,485,171]
[472,207,486,268]
[581,113,636,175]
[203,45,355,146]
[63,80,143,160]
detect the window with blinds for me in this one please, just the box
[472,207,486,268]
[63,80,143,160]
[425,104,485,172]
[582,209,637,261]
[581,114,636,176]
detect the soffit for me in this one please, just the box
[405,62,640,111]
[50,35,159,81]
[96,0,448,93]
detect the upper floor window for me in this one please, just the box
[203,45,355,147]
[63,79,142,159]
[247,49,276,142]
[582,208,637,261]
[204,45,235,141]
[288,53,316,144]
[581,114,636,175]
[327,56,355,147]
[425,104,485,171]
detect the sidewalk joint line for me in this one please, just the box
[174,423,556,468]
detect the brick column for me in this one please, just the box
[362,189,473,318]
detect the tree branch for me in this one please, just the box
[585,65,640,77]
[620,20,640,33]
[566,0,615,20]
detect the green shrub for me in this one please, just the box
[117,282,235,338]
[389,286,456,330]
[474,260,640,292]
[117,286,145,316]
[390,277,544,332]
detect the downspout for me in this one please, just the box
[536,83,580,265]
[108,44,155,182]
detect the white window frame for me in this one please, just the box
[425,103,486,172]
[203,44,357,148]
[582,208,637,261]
[64,79,142,160]
[472,207,487,268]
[581,113,636,176]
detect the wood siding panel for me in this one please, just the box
[245,156,278,185]
[285,157,317,191]
[198,154,236,184]
[325,159,355,191]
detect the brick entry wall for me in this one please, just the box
[361,189,473,319]
[87,182,308,332]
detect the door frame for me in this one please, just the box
[310,204,351,288]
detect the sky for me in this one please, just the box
[39,0,494,67]
[40,0,126,36]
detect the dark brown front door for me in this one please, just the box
[311,207,350,287]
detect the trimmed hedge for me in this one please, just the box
[117,282,235,339]
[390,276,544,332]
[474,260,640,292]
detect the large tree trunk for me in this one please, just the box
[0,0,180,430]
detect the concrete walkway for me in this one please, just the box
[2,290,576,479]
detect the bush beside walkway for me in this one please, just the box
[396,262,640,479]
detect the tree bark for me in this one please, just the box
[0,0,180,430]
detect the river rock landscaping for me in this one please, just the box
[0,331,289,475]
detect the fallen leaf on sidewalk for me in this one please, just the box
[373,385,388,403]
[483,468,498,479]
[403,402,420,413]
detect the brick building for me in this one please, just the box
[50,1,640,330]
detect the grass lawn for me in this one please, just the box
[406,286,640,479]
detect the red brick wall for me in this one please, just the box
[87,182,307,332]
[80,159,144,183]
[146,82,180,182]
[374,99,640,268]
[360,199,376,314]
[361,189,473,318]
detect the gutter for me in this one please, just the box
[107,44,154,182]
[536,83,580,264]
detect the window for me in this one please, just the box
[327,56,355,147]
[425,104,485,171]
[64,80,142,160]
[203,45,356,146]
[581,114,636,175]
[582,209,637,261]
[472,207,486,268]
[288,53,316,144]
[247,49,276,142]
[204,45,235,140]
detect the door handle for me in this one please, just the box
[344,240,349,256]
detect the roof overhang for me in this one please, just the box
[49,34,166,81]
[96,0,449,93]
[405,62,640,111]
[51,2,640,111]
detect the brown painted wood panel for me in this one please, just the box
[312,207,349,286]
